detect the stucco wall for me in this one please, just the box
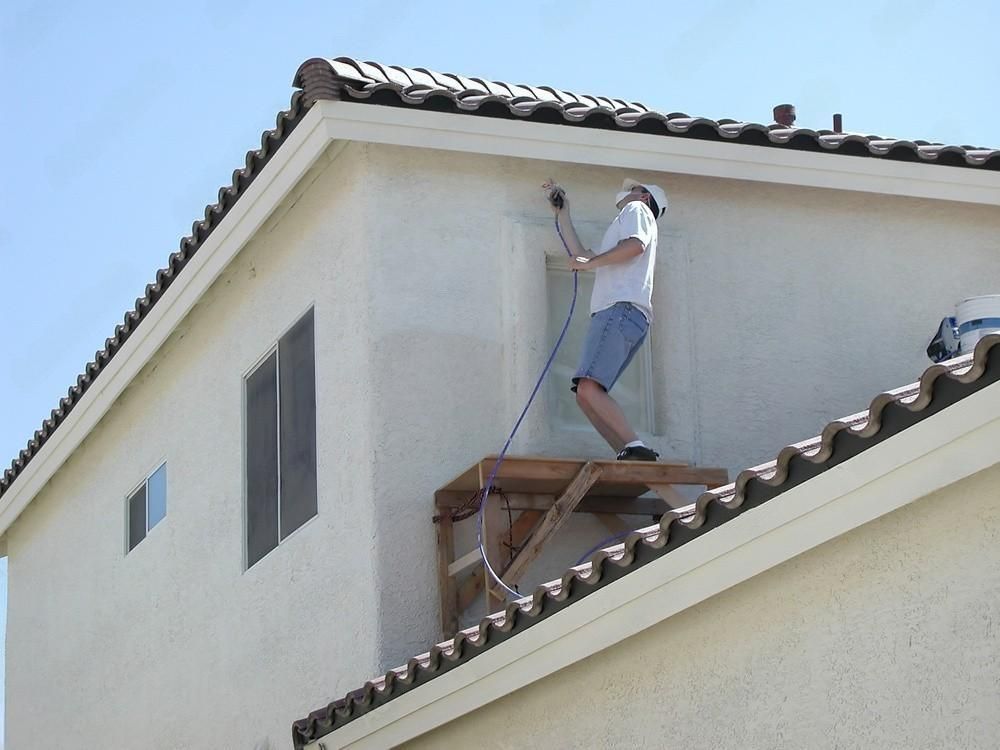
[360,144,1000,658]
[5,137,1000,748]
[5,142,382,749]
[404,461,1000,750]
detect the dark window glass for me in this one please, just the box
[245,309,317,568]
[128,484,147,552]
[246,352,279,567]
[279,309,317,539]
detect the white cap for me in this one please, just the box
[622,178,668,219]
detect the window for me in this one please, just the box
[244,308,317,568]
[126,462,167,552]
[546,267,653,431]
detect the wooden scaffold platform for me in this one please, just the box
[433,455,728,637]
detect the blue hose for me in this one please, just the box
[475,215,577,601]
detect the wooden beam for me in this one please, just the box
[501,462,603,588]
[456,563,484,616]
[447,549,482,577]
[600,463,729,486]
[475,455,686,483]
[482,494,508,613]
[435,508,458,639]
[455,509,541,616]
[434,491,668,517]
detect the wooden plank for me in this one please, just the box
[456,509,541,615]
[447,549,482,577]
[482,492,508,613]
[441,456,725,496]
[456,566,485,615]
[435,490,668,517]
[435,509,458,639]
[598,463,730,487]
[501,462,604,588]
[441,454,685,492]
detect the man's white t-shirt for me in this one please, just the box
[590,201,658,321]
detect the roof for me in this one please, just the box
[296,57,999,170]
[291,335,1000,748]
[4,58,999,495]
[4,56,998,504]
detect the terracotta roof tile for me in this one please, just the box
[295,57,999,170]
[291,336,1000,748]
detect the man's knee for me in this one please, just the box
[575,378,604,407]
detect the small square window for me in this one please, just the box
[127,462,167,552]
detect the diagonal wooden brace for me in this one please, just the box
[458,509,542,617]
[497,461,604,593]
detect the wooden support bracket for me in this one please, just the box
[435,455,729,636]
[435,506,457,638]
[498,461,603,592]
[454,509,541,620]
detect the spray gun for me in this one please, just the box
[543,179,565,210]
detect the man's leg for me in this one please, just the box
[575,377,638,452]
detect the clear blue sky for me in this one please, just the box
[0,0,997,739]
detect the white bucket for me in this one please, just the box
[956,295,1000,354]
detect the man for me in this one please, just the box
[543,178,668,461]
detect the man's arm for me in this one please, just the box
[568,238,643,270]
[542,180,592,258]
[555,209,592,258]
[569,202,651,270]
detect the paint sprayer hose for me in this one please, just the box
[474,214,578,601]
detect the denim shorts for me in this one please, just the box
[571,302,649,392]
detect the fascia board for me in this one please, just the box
[316,100,1000,206]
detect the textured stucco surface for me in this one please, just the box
[5,139,1000,747]
[404,461,1000,750]
[358,144,1000,653]
[5,142,382,750]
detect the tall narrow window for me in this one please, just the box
[126,462,167,552]
[546,267,653,432]
[245,308,317,567]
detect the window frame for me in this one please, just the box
[124,459,168,554]
[241,304,318,571]
[544,263,656,434]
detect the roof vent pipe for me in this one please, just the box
[772,103,796,127]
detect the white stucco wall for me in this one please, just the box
[5,142,383,749]
[359,144,1000,658]
[5,137,1000,748]
[403,460,1000,750]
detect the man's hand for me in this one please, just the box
[568,256,590,271]
[542,179,569,215]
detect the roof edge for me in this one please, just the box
[293,58,367,105]
[294,57,998,171]
[293,337,1000,747]
[0,100,333,527]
